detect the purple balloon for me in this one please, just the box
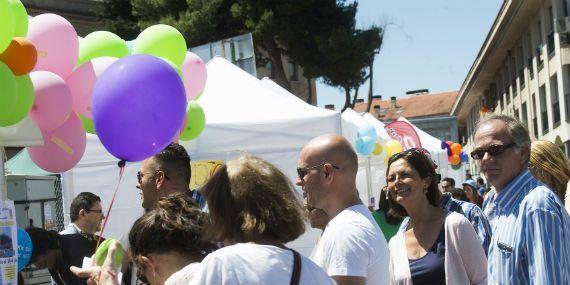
[92,54,187,161]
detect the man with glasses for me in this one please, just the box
[61,192,104,235]
[136,143,200,211]
[473,114,570,284]
[297,134,389,285]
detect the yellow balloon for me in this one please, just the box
[386,140,403,155]
[373,143,382,155]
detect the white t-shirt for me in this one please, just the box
[165,262,200,285]
[311,204,390,284]
[191,243,336,285]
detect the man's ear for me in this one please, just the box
[78,209,86,218]
[155,171,165,189]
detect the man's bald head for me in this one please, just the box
[302,134,358,173]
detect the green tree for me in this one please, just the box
[99,0,382,107]
[100,0,141,40]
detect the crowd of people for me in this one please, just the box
[24,114,570,285]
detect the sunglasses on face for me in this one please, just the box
[297,162,339,181]
[470,142,516,160]
[137,170,168,184]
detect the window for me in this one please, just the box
[532,94,539,138]
[539,85,549,134]
[512,78,518,97]
[522,102,529,128]
[514,108,519,120]
[537,21,544,69]
[550,75,561,126]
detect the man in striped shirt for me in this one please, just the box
[473,114,570,284]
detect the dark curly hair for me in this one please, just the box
[385,148,441,218]
[128,192,214,261]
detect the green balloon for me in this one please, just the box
[79,114,96,134]
[159,57,184,83]
[94,238,123,267]
[132,24,187,66]
[0,75,33,126]
[0,61,18,126]
[77,31,129,66]
[0,0,16,53]
[8,0,27,37]
[180,101,205,141]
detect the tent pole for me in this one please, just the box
[365,156,373,209]
[0,147,7,200]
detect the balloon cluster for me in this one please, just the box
[81,24,208,162]
[355,124,378,155]
[1,5,208,171]
[355,124,403,164]
[440,141,468,170]
[0,0,36,127]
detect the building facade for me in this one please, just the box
[453,0,570,176]
[354,91,459,142]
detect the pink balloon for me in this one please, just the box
[28,14,79,79]
[30,71,73,132]
[181,52,207,100]
[28,112,86,173]
[66,57,118,119]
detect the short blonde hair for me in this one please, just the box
[530,140,570,199]
[202,154,305,243]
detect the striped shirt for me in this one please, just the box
[398,193,492,253]
[483,169,570,284]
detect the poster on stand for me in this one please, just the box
[0,201,17,285]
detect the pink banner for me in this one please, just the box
[384,121,422,150]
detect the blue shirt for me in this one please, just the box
[399,192,492,253]
[483,169,570,284]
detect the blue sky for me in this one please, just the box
[316,1,502,109]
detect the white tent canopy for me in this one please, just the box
[61,58,341,256]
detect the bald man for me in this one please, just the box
[297,134,390,285]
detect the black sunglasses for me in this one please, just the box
[297,162,339,181]
[84,209,103,213]
[470,142,516,160]
[137,170,168,183]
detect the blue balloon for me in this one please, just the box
[17,228,32,272]
[460,152,469,162]
[125,40,134,53]
[356,136,375,155]
[358,123,377,140]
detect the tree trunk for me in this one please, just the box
[365,61,374,113]
[341,87,351,112]
[350,85,360,108]
[263,39,291,91]
[306,77,313,105]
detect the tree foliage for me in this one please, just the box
[99,0,383,108]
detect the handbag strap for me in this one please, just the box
[288,248,302,285]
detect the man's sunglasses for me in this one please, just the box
[137,170,168,183]
[470,142,516,160]
[297,162,339,181]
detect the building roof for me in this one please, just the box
[353,91,459,120]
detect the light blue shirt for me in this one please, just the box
[483,169,570,284]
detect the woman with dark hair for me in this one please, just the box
[371,186,403,241]
[386,149,487,285]
[192,154,335,285]
[128,193,215,285]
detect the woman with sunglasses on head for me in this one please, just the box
[128,192,215,285]
[386,149,487,285]
[191,154,335,285]
[529,140,570,213]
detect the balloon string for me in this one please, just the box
[96,160,126,249]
